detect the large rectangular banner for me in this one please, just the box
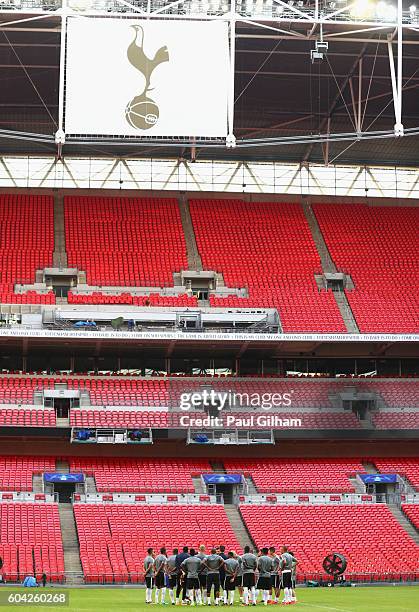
[64,17,229,137]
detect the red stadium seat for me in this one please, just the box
[74,503,241,583]
[64,196,197,306]
[240,504,419,581]
[68,458,212,493]
[0,195,55,304]
[0,503,64,582]
[189,200,346,333]
[224,459,365,493]
[313,203,419,333]
[0,456,56,491]
[372,458,419,491]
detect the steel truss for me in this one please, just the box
[0,155,418,198]
[0,0,418,154]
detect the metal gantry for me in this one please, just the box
[0,0,418,154]
[0,155,418,198]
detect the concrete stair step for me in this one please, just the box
[210,461,226,473]
[388,505,419,546]
[192,476,206,495]
[53,195,68,267]
[224,505,256,550]
[79,391,91,407]
[362,461,378,474]
[85,476,97,494]
[333,292,359,333]
[33,391,44,406]
[359,419,374,429]
[56,460,70,474]
[56,417,70,427]
[178,197,203,271]
[32,474,44,494]
[245,476,258,495]
[348,477,365,494]
[58,503,83,581]
[301,200,359,333]
[301,201,336,273]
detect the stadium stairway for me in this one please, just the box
[32,474,44,494]
[53,194,67,269]
[56,459,70,474]
[224,505,256,551]
[388,505,419,546]
[85,476,97,495]
[58,504,84,584]
[301,201,359,333]
[210,460,226,473]
[245,476,258,495]
[178,196,203,271]
[192,476,206,495]
[362,461,379,474]
[301,201,336,274]
[348,477,365,494]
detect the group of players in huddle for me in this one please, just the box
[143,544,298,606]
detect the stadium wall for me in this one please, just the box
[0,439,416,460]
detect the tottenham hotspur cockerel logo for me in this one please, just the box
[125,25,169,131]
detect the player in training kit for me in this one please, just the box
[241,546,257,606]
[218,545,228,598]
[175,546,190,604]
[288,550,298,604]
[203,548,225,605]
[154,547,168,604]
[144,548,155,604]
[257,548,273,606]
[279,546,297,605]
[223,551,239,606]
[197,545,209,604]
[165,548,179,605]
[181,549,203,606]
[234,552,244,602]
[269,546,281,603]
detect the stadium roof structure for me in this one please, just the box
[1,0,419,166]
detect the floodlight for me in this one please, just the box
[350,0,375,18]
[375,1,397,20]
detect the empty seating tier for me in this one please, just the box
[372,458,419,491]
[372,412,419,430]
[0,194,55,304]
[0,409,56,428]
[240,504,419,581]
[224,459,365,493]
[69,458,212,493]
[64,197,188,303]
[0,456,56,491]
[70,409,169,429]
[0,376,416,414]
[189,200,346,332]
[313,203,419,333]
[74,504,241,582]
[0,503,64,581]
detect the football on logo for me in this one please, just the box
[125,25,169,131]
[125,96,159,130]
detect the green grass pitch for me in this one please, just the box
[5,586,419,612]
